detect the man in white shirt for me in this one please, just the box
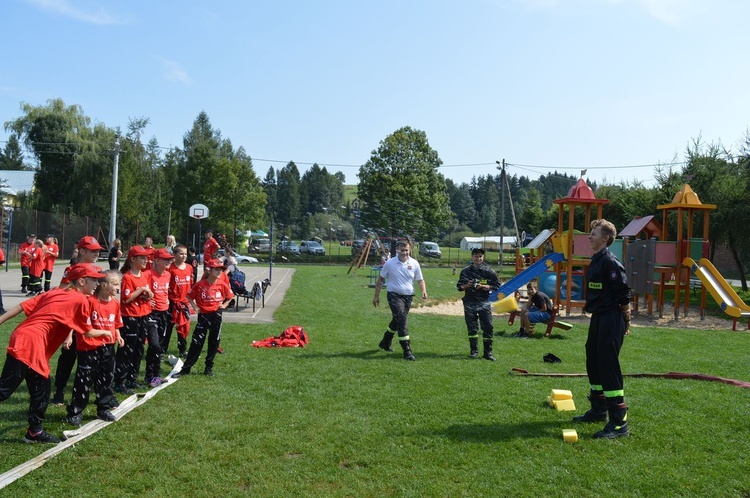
[372,240,427,361]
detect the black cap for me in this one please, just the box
[471,247,485,255]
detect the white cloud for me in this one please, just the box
[24,0,123,25]
[162,59,192,85]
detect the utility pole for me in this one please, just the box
[109,138,121,246]
[496,159,505,272]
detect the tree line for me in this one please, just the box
[3,99,749,286]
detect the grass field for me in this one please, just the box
[1,265,750,496]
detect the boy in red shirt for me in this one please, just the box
[52,235,104,406]
[144,248,173,387]
[66,270,124,426]
[0,263,108,443]
[173,259,233,378]
[202,230,220,270]
[168,244,193,358]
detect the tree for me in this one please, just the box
[0,133,30,170]
[517,187,546,235]
[276,162,301,237]
[357,126,451,242]
[5,98,107,212]
[300,163,344,216]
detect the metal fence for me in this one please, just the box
[1,208,105,262]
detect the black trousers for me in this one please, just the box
[585,310,626,394]
[21,265,29,290]
[115,316,148,386]
[68,345,117,416]
[43,269,54,292]
[463,300,494,340]
[144,310,170,381]
[54,335,78,392]
[386,292,413,338]
[0,354,50,433]
[183,311,223,372]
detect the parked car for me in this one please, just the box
[419,241,442,259]
[201,248,258,264]
[351,239,379,257]
[300,240,326,255]
[277,240,300,255]
[250,238,271,253]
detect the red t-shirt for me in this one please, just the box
[19,242,34,267]
[203,237,220,263]
[7,288,93,377]
[78,296,123,351]
[29,246,45,276]
[168,263,193,303]
[121,271,152,317]
[148,269,170,312]
[187,278,233,314]
[44,243,59,272]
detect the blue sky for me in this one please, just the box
[1,0,748,188]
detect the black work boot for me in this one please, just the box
[379,331,395,352]
[400,339,416,361]
[469,337,479,359]
[482,340,496,361]
[594,403,630,439]
[573,392,608,422]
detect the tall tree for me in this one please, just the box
[357,126,451,242]
[0,133,30,170]
[5,98,104,212]
[276,162,301,237]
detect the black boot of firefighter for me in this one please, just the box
[469,337,479,359]
[573,391,608,423]
[482,340,495,361]
[593,402,630,439]
[379,331,395,352]
[400,339,416,361]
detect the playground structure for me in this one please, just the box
[684,257,750,330]
[498,180,738,327]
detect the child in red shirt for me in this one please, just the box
[144,249,173,387]
[114,246,153,394]
[0,263,108,443]
[43,235,59,292]
[27,239,45,296]
[66,270,124,426]
[168,244,193,358]
[173,259,233,378]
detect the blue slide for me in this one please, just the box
[489,252,566,302]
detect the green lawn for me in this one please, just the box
[1,265,749,496]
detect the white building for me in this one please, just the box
[460,236,518,251]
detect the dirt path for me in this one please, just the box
[412,299,738,331]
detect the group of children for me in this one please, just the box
[0,234,235,444]
[19,233,59,296]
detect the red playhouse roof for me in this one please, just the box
[553,178,609,205]
[619,215,663,239]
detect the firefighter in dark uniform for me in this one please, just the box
[574,219,632,439]
[457,248,500,360]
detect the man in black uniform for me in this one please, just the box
[573,219,632,439]
[457,248,500,360]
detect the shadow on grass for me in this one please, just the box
[435,420,564,442]
[0,422,30,443]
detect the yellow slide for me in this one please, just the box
[683,257,750,320]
